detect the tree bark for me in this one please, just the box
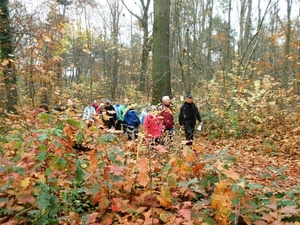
[0,0,18,114]
[152,0,171,104]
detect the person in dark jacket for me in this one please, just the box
[104,100,117,129]
[179,94,202,144]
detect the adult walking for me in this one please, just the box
[179,94,202,145]
[158,96,174,142]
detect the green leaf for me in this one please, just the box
[262,173,271,178]
[275,192,285,198]
[203,154,216,161]
[187,178,199,185]
[39,145,47,151]
[162,163,172,173]
[37,132,48,142]
[75,159,85,184]
[166,176,177,187]
[229,212,239,222]
[108,152,116,162]
[66,118,85,130]
[13,166,26,175]
[222,155,237,164]
[45,168,52,177]
[0,197,8,204]
[98,161,106,169]
[76,130,84,144]
[218,149,228,157]
[36,150,47,162]
[203,216,217,225]
[247,184,264,189]
[110,174,124,182]
[50,127,64,137]
[98,133,116,143]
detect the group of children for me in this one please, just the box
[51,93,201,145]
[81,96,175,145]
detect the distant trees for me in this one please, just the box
[0,0,299,114]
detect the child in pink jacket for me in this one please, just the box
[143,105,163,145]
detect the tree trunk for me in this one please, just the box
[284,0,292,84]
[0,0,18,114]
[108,0,121,100]
[152,0,171,104]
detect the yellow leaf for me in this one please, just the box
[21,177,31,189]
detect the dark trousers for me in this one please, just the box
[184,123,195,141]
[104,119,115,129]
[115,120,122,130]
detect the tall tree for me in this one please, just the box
[284,0,292,84]
[0,0,18,114]
[121,0,152,95]
[152,0,171,103]
[107,0,121,100]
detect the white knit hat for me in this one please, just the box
[162,96,170,102]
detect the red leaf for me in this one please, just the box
[86,213,98,224]
[192,163,205,173]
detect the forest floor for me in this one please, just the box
[195,136,300,189]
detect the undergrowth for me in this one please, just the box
[0,109,299,224]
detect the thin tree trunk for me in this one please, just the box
[284,0,292,84]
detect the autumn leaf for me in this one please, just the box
[69,212,80,224]
[138,157,148,173]
[179,208,191,221]
[222,170,240,181]
[182,147,195,162]
[17,194,35,204]
[109,165,125,175]
[63,125,74,140]
[143,209,160,225]
[1,59,9,66]
[137,171,149,187]
[20,177,31,189]
[111,198,130,213]
[88,149,98,173]
[279,205,300,215]
[157,185,172,208]
[192,163,205,173]
[192,144,203,152]
[85,213,98,224]
[101,213,114,225]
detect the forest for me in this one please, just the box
[0,0,299,224]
